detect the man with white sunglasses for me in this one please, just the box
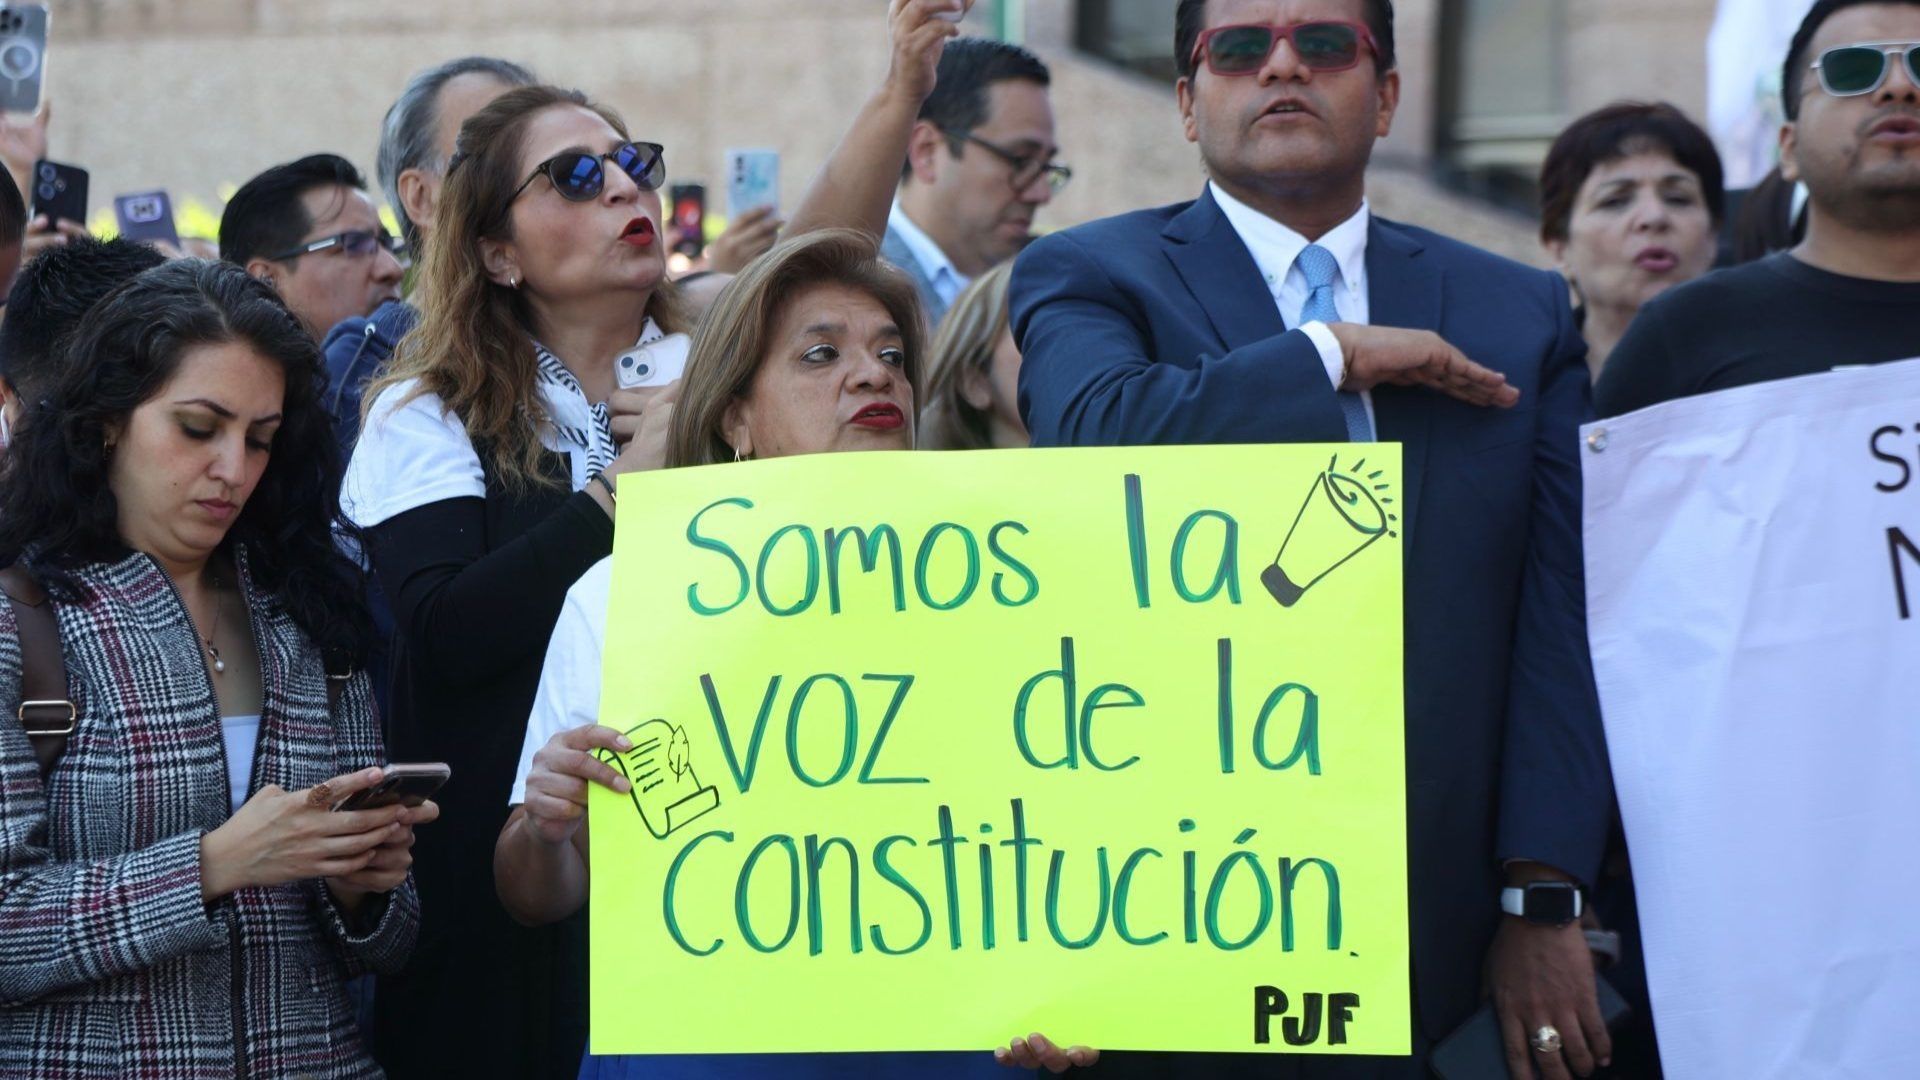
[1599,0,1920,416]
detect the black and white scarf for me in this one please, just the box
[531,318,666,489]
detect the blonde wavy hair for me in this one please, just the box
[668,229,925,468]
[365,85,690,490]
[918,262,1014,450]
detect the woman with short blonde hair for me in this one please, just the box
[918,262,1027,450]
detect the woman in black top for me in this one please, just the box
[342,85,690,1079]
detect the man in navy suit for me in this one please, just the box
[1011,2,1613,1077]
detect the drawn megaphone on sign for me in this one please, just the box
[1262,455,1398,607]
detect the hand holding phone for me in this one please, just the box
[0,5,49,115]
[669,183,707,260]
[115,190,180,248]
[30,155,84,227]
[615,332,691,390]
[331,763,450,811]
[725,148,780,218]
[30,157,85,227]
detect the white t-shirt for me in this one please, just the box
[342,380,488,528]
[508,557,613,805]
[342,325,672,528]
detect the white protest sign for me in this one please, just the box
[1582,359,1920,1078]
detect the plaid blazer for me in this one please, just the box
[0,549,418,1078]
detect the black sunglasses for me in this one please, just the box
[508,141,667,206]
[267,229,404,263]
[951,132,1073,194]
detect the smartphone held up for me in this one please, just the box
[0,4,47,115]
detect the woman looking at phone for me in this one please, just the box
[343,85,692,1078]
[494,229,1097,1078]
[0,259,422,1077]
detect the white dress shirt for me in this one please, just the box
[1209,182,1376,431]
[887,200,971,310]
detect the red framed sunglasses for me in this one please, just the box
[1191,21,1379,77]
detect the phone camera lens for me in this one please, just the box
[35,163,53,181]
[636,363,652,378]
[0,41,38,80]
[35,182,52,200]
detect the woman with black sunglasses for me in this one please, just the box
[343,84,693,1080]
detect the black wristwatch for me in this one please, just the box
[1500,882,1583,927]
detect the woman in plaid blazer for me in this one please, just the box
[0,260,426,1078]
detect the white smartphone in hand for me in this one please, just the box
[616,333,691,390]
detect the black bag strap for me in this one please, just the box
[0,565,73,780]
[0,564,349,783]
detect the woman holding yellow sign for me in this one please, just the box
[495,229,1098,1078]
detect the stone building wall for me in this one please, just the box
[37,0,1718,265]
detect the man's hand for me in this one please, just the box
[884,0,971,104]
[1328,324,1521,408]
[22,213,86,260]
[1488,914,1611,1079]
[0,103,50,201]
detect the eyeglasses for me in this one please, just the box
[953,132,1073,194]
[1810,41,1920,97]
[1191,21,1378,77]
[267,230,405,263]
[508,141,667,206]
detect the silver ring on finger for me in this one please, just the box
[1530,1025,1563,1055]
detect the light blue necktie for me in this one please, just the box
[1296,243,1374,442]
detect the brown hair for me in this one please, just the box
[366,84,690,490]
[1538,101,1726,245]
[668,229,925,468]
[918,261,1013,450]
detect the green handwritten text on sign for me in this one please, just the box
[589,445,1408,1056]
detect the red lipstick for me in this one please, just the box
[619,217,656,247]
[850,403,906,431]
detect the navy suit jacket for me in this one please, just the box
[1011,190,1611,1042]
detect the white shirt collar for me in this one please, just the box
[888,200,971,300]
[1209,181,1369,300]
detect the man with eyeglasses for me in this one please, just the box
[1011,2,1614,1078]
[220,152,404,342]
[793,5,1067,330]
[319,57,537,457]
[886,35,1064,327]
[1598,0,1920,417]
